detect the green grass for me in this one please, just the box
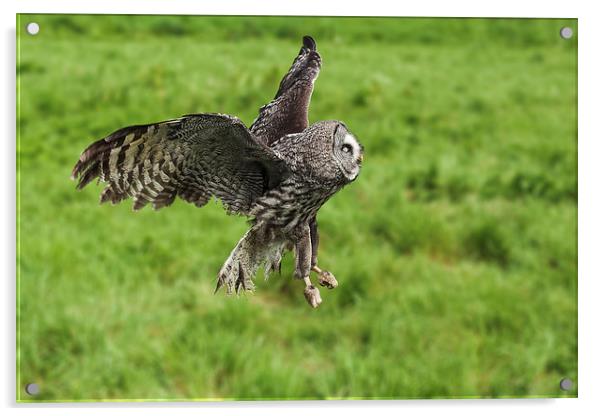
[17,15,577,401]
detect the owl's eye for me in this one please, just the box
[341,144,353,154]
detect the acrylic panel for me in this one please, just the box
[16,14,578,402]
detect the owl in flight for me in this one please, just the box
[71,36,364,308]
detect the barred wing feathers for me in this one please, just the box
[71,113,289,214]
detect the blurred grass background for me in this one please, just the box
[16,15,577,401]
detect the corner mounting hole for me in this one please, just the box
[26,22,40,36]
[559,378,573,391]
[25,383,40,396]
[560,27,573,39]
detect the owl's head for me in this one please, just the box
[276,121,363,184]
[330,122,363,182]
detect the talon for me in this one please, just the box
[304,284,322,308]
[312,266,338,289]
[317,270,338,289]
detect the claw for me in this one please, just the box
[312,266,338,289]
[304,284,322,308]
[317,270,338,289]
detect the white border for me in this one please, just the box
[0,0,584,17]
[3,1,601,415]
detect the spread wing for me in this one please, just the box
[250,35,321,146]
[71,113,289,214]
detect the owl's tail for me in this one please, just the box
[215,224,286,294]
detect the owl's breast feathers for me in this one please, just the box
[250,174,341,232]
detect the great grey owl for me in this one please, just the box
[71,36,364,308]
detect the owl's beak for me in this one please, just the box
[358,153,364,164]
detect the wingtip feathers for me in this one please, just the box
[302,35,317,51]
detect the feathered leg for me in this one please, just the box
[216,221,329,307]
[308,216,338,289]
[294,224,322,308]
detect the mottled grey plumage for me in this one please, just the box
[250,36,321,146]
[71,36,363,308]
